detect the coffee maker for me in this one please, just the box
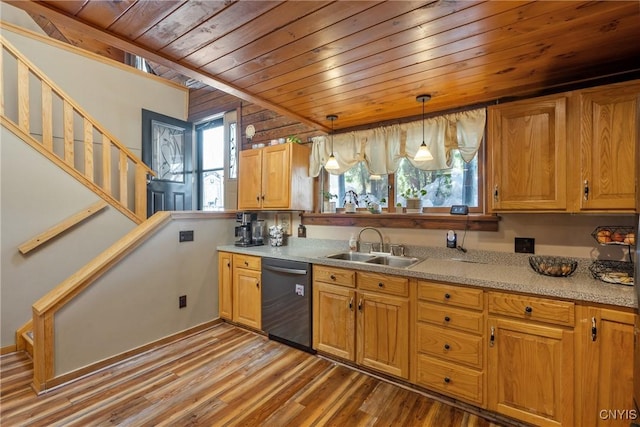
[235,212,259,246]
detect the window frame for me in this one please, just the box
[195,117,225,211]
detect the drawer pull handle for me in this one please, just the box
[444,316,451,322]
[244,261,249,267]
[444,293,451,299]
[490,326,495,347]
[444,344,450,351]
[330,274,336,281]
[525,306,533,314]
[584,180,589,201]
[349,298,353,310]
[378,282,384,288]
[358,299,363,312]
[444,377,451,384]
[591,317,598,341]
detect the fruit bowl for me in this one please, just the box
[529,256,577,277]
[589,260,634,286]
[591,226,635,246]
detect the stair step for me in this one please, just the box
[22,330,34,358]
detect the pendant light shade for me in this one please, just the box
[325,114,339,170]
[414,94,434,162]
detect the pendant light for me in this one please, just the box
[414,94,433,162]
[325,114,339,170]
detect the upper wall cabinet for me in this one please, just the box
[488,80,640,213]
[488,94,568,212]
[573,81,639,212]
[238,143,313,211]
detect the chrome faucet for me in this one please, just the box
[357,227,385,253]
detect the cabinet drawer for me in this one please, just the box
[488,292,575,326]
[233,254,261,271]
[416,354,483,405]
[417,281,483,310]
[417,302,484,335]
[313,265,355,288]
[358,272,408,297]
[417,324,483,368]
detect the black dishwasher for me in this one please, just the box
[261,257,313,353]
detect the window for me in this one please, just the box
[196,118,224,210]
[325,149,480,212]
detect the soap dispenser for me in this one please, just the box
[348,234,357,251]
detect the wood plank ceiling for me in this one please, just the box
[7,0,640,132]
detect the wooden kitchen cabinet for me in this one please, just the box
[237,143,313,210]
[218,251,233,320]
[575,305,636,427]
[312,266,410,379]
[487,94,568,212]
[487,292,574,427]
[414,281,485,406]
[231,254,261,330]
[573,81,640,212]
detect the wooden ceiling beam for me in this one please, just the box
[5,0,331,133]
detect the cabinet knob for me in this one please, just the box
[591,317,598,341]
[244,261,249,266]
[256,195,260,202]
[583,180,589,201]
[330,274,336,281]
[256,282,260,288]
[444,316,451,322]
[226,262,230,268]
[490,326,495,347]
[444,377,451,384]
[444,344,450,351]
[444,293,451,299]
[525,306,533,314]
[493,185,499,202]
[261,194,265,200]
[349,298,354,311]
[358,299,363,311]
[378,282,384,288]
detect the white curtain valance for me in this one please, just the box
[309,108,486,177]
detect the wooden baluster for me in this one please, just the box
[63,100,74,166]
[119,150,128,207]
[18,59,29,132]
[41,83,53,151]
[102,134,112,195]
[134,163,147,221]
[84,118,94,181]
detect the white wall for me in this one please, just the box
[54,216,235,376]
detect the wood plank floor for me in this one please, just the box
[1,323,517,426]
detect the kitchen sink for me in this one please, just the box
[325,252,422,268]
[366,255,422,268]
[326,252,378,262]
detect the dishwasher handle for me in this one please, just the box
[262,264,308,275]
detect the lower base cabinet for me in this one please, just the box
[312,266,409,379]
[575,306,636,427]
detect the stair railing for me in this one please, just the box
[0,35,154,223]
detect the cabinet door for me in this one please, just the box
[232,268,261,330]
[578,84,638,211]
[312,282,356,361]
[357,292,409,379]
[488,96,567,211]
[237,149,263,209]
[576,307,636,427]
[487,317,573,427]
[261,144,291,209]
[218,252,233,320]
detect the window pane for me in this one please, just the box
[202,170,224,211]
[327,162,389,208]
[202,126,224,170]
[396,151,478,208]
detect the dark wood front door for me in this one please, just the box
[142,109,193,217]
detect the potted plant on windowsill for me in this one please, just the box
[321,191,337,213]
[400,187,427,211]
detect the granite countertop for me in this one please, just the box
[218,238,638,309]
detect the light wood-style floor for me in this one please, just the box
[1,323,516,426]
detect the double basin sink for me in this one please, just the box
[325,251,422,268]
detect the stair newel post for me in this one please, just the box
[31,307,55,394]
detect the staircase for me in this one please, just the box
[1,34,156,384]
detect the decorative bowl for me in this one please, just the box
[529,256,577,277]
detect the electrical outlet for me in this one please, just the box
[515,237,535,254]
[179,230,194,242]
[179,295,187,308]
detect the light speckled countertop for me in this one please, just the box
[218,238,638,309]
